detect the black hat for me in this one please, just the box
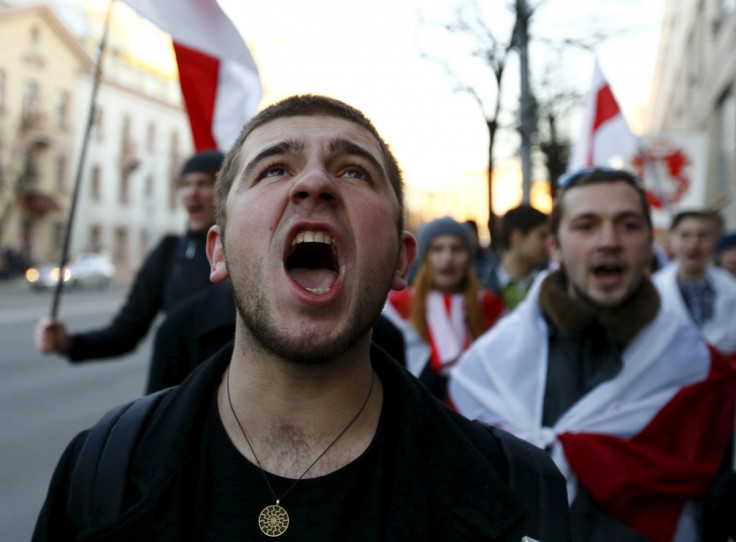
[180,150,225,177]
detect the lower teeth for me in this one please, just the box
[307,287,330,295]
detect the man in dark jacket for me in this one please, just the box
[33,150,224,363]
[33,95,568,541]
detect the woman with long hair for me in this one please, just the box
[385,217,504,401]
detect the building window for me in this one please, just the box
[716,90,735,195]
[169,129,180,210]
[720,0,735,17]
[22,81,40,124]
[55,90,69,129]
[0,70,5,110]
[146,122,156,151]
[89,224,102,252]
[95,107,104,141]
[140,228,148,259]
[56,155,67,193]
[53,222,65,253]
[144,174,154,200]
[113,226,128,266]
[120,173,130,204]
[91,164,102,201]
[121,114,132,152]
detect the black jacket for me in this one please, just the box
[145,280,236,393]
[67,232,210,362]
[35,342,569,541]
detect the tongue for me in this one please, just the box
[289,267,338,291]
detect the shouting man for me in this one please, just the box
[34,95,567,541]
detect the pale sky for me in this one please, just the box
[104,0,667,234]
[214,0,667,230]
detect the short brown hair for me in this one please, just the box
[550,167,652,236]
[669,210,718,232]
[216,94,404,233]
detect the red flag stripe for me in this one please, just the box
[172,42,219,151]
[559,347,736,542]
[592,83,621,132]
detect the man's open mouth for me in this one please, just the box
[592,263,624,278]
[284,230,340,295]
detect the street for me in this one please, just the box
[0,282,153,541]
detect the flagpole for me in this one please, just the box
[50,0,115,319]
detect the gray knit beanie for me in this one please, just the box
[416,216,472,265]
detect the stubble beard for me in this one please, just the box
[231,256,386,365]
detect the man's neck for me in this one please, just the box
[501,251,533,283]
[677,262,708,283]
[217,324,382,478]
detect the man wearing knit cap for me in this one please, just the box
[34,150,225,385]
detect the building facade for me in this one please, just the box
[0,4,92,271]
[0,1,192,276]
[646,0,736,228]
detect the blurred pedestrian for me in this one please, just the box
[715,231,736,278]
[480,205,550,311]
[384,216,504,401]
[34,150,224,364]
[463,219,499,287]
[653,211,736,355]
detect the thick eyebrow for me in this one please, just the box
[241,139,306,181]
[569,210,646,223]
[328,138,385,175]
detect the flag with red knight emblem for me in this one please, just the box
[122,0,262,152]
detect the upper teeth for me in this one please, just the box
[292,230,334,246]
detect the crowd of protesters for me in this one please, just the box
[29,95,736,540]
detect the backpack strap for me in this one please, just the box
[67,388,172,529]
[476,421,570,542]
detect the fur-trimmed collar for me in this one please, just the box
[538,269,660,347]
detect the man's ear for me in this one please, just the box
[206,225,229,283]
[391,231,417,291]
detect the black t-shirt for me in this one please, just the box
[194,392,389,540]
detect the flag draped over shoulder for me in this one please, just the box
[122,0,262,152]
[448,273,736,542]
[567,58,638,172]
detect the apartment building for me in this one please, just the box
[0,1,192,274]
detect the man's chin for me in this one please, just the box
[257,328,365,366]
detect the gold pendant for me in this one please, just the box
[258,501,289,537]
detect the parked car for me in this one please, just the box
[25,252,116,291]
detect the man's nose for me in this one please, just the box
[289,166,339,207]
[598,223,622,248]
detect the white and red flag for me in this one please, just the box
[122,0,262,152]
[567,58,639,172]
